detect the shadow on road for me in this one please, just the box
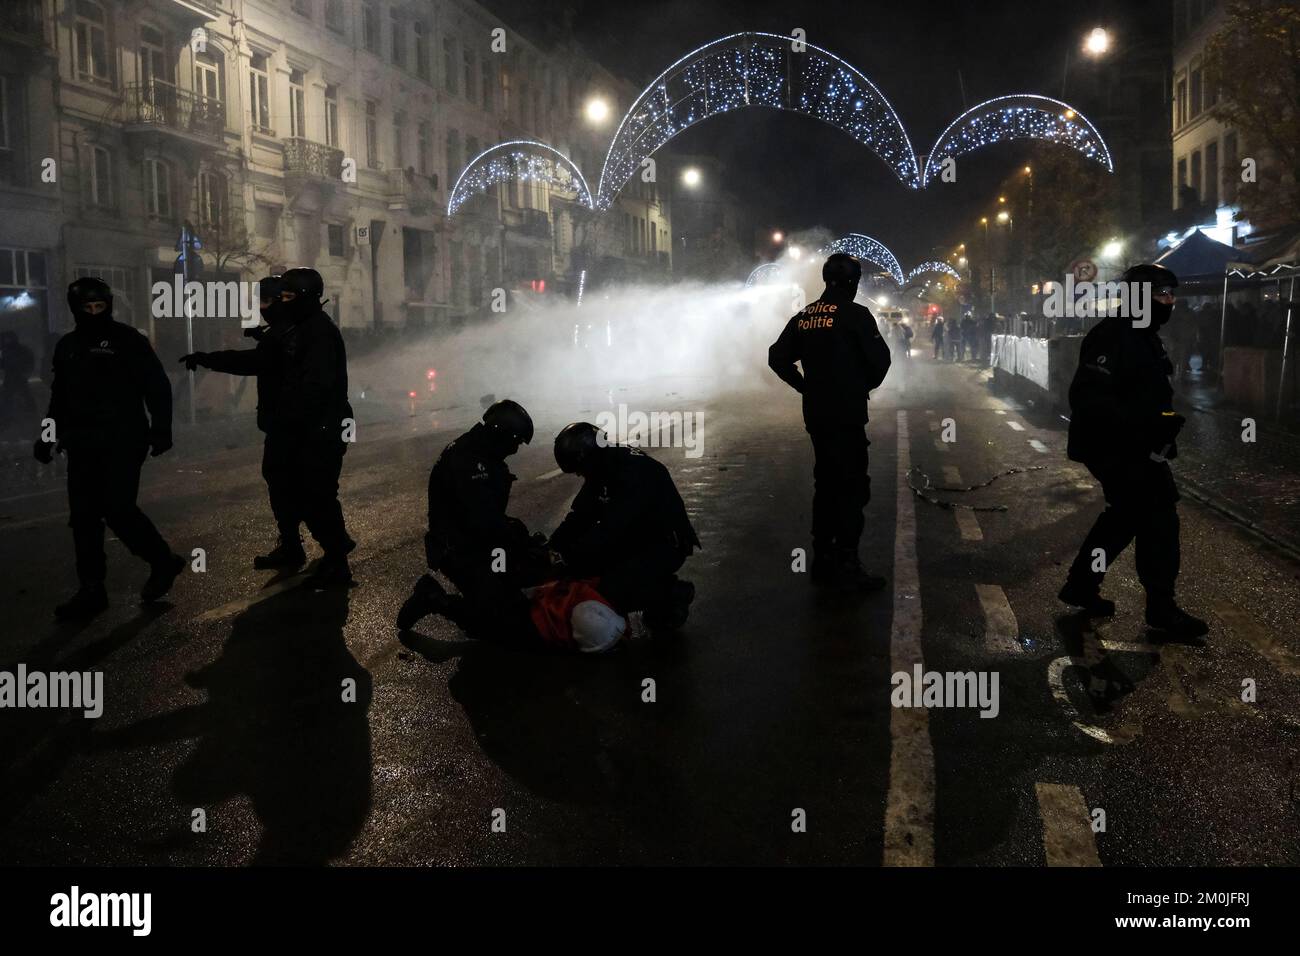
[95,586,373,864]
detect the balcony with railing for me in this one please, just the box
[386,167,438,215]
[122,82,226,143]
[283,137,345,181]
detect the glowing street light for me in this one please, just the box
[681,167,702,187]
[997,210,1011,224]
[771,230,784,244]
[584,97,610,124]
[1084,27,1112,57]
[1102,238,1124,259]
[789,245,803,260]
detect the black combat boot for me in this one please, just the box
[643,579,696,631]
[832,548,887,593]
[253,535,307,570]
[396,574,451,630]
[1057,579,1117,617]
[141,553,186,602]
[305,551,353,590]
[1146,600,1209,640]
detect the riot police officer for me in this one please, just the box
[396,399,548,630]
[768,253,892,591]
[180,275,305,569]
[549,422,699,630]
[273,267,355,589]
[34,277,184,619]
[1060,262,1208,638]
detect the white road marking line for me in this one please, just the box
[954,508,983,541]
[933,439,948,453]
[884,410,935,867]
[192,574,308,623]
[975,584,1019,653]
[535,468,564,480]
[994,409,1006,415]
[1006,421,1025,432]
[1028,439,1048,453]
[1213,601,1300,677]
[1035,782,1102,867]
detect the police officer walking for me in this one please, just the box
[396,399,548,630]
[768,253,892,591]
[549,422,699,630]
[273,267,356,589]
[1059,262,1208,638]
[34,277,185,619]
[180,275,305,569]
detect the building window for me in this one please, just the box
[390,9,404,67]
[139,24,174,92]
[255,203,280,238]
[1205,141,1219,207]
[466,136,479,165]
[417,122,431,177]
[0,75,11,151]
[443,37,458,95]
[324,84,339,147]
[463,50,475,102]
[393,111,405,169]
[289,69,306,138]
[250,53,271,132]
[1190,61,1203,119]
[446,128,460,186]
[324,0,344,34]
[89,145,113,208]
[362,2,379,54]
[481,59,493,111]
[74,0,112,86]
[197,168,226,228]
[328,223,345,257]
[414,21,429,81]
[1190,150,1202,204]
[365,100,379,168]
[144,158,171,217]
[1175,77,1187,128]
[195,51,221,103]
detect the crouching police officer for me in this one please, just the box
[180,275,305,569]
[768,253,892,592]
[274,267,356,588]
[548,422,699,631]
[34,277,185,619]
[1060,262,1208,639]
[396,400,549,630]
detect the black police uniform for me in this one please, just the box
[768,290,891,562]
[272,306,354,558]
[200,318,301,544]
[46,317,175,586]
[548,444,700,616]
[425,422,548,599]
[1064,315,1181,604]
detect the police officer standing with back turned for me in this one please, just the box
[180,275,306,570]
[1059,262,1208,639]
[33,277,185,620]
[549,422,699,631]
[768,253,892,592]
[396,399,549,631]
[274,267,356,589]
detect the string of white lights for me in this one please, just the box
[447,139,594,218]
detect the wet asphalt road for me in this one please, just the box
[1,355,1298,866]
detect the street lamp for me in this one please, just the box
[771,230,784,244]
[997,210,1011,224]
[1084,27,1112,58]
[1103,238,1123,259]
[681,167,702,188]
[789,245,802,260]
[584,97,610,124]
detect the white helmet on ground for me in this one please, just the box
[570,600,626,653]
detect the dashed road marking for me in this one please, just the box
[1213,601,1300,677]
[192,574,309,623]
[1006,421,1025,432]
[954,508,983,541]
[1028,439,1048,453]
[975,583,1019,653]
[535,468,565,481]
[884,410,935,867]
[994,409,1006,416]
[1035,783,1101,867]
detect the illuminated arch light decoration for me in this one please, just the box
[906,261,962,283]
[745,262,782,287]
[447,140,594,217]
[823,234,906,287]
[596,31,920,210]
[921,94,1113,186]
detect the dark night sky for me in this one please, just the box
[480,0,1171,266]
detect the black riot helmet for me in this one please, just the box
[822,253,862,297]
[67,276,113,323]
[554,421,604,474]
[258,274,285,322]
[483,399,534,445]
[1122,262,1179,329]
[280,267,324,321]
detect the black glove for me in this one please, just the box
[33,439,55,464]
[179,352,209,372]
[243,326,266,340]
[149,432,173,457]
[1151,412,1186,450]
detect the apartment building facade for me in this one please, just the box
[1170,0,1238,219]
[0,0,672,369]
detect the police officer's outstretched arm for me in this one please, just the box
[767,317,805,393]
[548,483,599,559]
[136,333,173,456]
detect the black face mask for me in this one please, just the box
[260,300,286,325]
[1151,299,1174,329]
[72,302,112,328]
[282,295,319,323]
